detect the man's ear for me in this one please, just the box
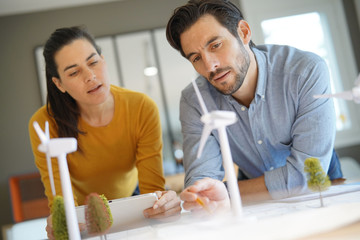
[237,20,252,45]
[52,77,66,93]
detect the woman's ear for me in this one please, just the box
[237,20,252,45]
[52,77,66,93]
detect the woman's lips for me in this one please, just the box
[87,84,102,94]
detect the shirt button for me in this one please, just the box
[241,106,246,111]
[262,95,265,99]
[269,166,274,170]
[257,140,263,145]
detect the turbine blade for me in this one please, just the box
[33,121,48,143]
[45,121,50,140]
[314,91,353,100]
[197,124,213,158]
[44,121,56,196]
[355,73,360,87]
[192,79,208,114]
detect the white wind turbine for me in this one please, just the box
[33,121,56,196]
[33,121,81,240]
[314,73,360,103]
[192,80,243,217]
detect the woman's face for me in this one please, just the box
[52,38,111,108]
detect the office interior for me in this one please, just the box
[0,0,359,236]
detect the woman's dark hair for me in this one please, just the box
[43,25,101,139]
[166,0,255,57]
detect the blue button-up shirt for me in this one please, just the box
[180,45,336,199]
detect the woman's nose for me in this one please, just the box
[84,67,95,82]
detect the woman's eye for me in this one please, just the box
[69,71,78,77]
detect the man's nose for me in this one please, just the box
[203,54,219,73]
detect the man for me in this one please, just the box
[166,0,343,210]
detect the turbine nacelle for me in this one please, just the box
[38,138,77,157]
[197,111,237,159]
[200,111,237,127]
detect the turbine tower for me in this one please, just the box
[33,121,81,240]
[192,80,243,217]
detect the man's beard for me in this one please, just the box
[208,43,250,95]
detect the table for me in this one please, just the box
[93,183,360,240]
[3,183,360,240]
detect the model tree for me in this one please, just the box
[52,195,68,240]
[99,194,113,226]
[85,193,113,239]
[304,157,331,207]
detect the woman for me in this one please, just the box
[28,26,180,238]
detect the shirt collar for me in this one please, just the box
[252,47,267,103]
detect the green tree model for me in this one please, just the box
[85,193,113,238]
[304,157,331,207]
[99,194,113,226]
[51,195,68,240]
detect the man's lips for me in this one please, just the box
[87,84,102,94]
[212,71,230,82]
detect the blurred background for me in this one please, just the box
[0,0,359,238]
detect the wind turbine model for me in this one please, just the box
[314,73,360,103]
[33,121,81,240]
[192,80,243,217]
[33,121,56,196]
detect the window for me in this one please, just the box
[261,12,350,131]
[241,0,360,148]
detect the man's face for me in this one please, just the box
[180,14,250,95]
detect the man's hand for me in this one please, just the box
[180,178,230,215]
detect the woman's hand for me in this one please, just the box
[46,213,86,239]
[46,215,54,240]
[143,190,181,221]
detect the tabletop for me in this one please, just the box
[3,182,360,240]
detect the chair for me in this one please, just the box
[8,172,50,223]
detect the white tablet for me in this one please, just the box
[76,193,158,236]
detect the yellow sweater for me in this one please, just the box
[29,85,165,207]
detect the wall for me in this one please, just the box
[337,0,360,160]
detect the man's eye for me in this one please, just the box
[192,56,200,63]
[212,42,221,49]
[90,60,98,65]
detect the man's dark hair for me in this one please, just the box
[166,0,255,57]
[43,26,101,139]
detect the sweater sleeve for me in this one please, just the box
[134,95,165,193]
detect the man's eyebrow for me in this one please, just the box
[185,36,219,60]
[185,52,196,60]
[63,52,97,72]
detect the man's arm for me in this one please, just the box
[180,83,225,187]
[264,56,336,199]
[237,175,271,204]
